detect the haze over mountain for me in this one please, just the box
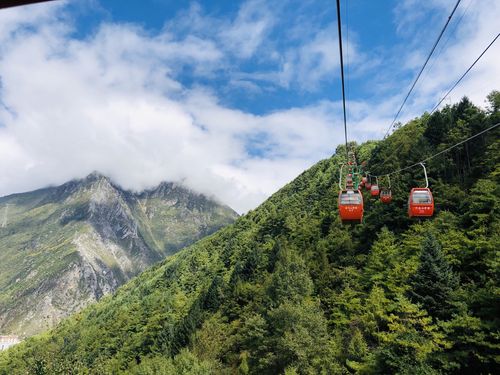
[0,173,237,337]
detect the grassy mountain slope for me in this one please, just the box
[0,174,237,337]
[131,182,236,256]
[0,93,498,374]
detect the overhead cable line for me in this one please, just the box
[422,0,473,82]
[335,0,349,159]
[383,0,462,138]
[345,0,350,131]
[429,32,500,114]
[376,31,500,172]
[372,122,499,178]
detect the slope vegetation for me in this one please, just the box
[0,93,499,374]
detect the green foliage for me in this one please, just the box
[128,349,221,374]
[364,227,414,296]
[408,234,459,320]
[268,245,313,305]
[486,90,500,113]
[373,296,447,373]
[264,300,336,373]
[1,93,499,374]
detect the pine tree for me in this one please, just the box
[267,245,313,306]
[364,227,410,296]
[374,296,446,375]
[408,234,459,320]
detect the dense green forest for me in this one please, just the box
[0,92,499,374]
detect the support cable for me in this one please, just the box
[422,0,472,83]
[335,0,349,159]
[345,0,350,134]
[376,32,500,172]
[373,122,500,178]
[383,0,462,138]
[429,33,500,114]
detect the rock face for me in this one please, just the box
[0,173,237,338]
[0,336,20,351]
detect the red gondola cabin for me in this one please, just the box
[380,189,392,203]
[365,182,372,190]
[370,185,380,196]
[338,189,364,224]
[408,188,434,218]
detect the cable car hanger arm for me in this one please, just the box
[421,163,429,188]
[339,164,344,190]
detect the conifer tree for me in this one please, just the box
[408,234,459,320]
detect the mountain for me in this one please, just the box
[0,94,498,374]
[0,173,238,338]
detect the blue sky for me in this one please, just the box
[0,0,498,212]
[64,0,424,113]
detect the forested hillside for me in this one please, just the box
[0,92,498,374]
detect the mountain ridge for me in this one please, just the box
[0,173,238,338]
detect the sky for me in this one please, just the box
[0,0,498,213]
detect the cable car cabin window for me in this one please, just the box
[340,192,362,205]
[411,191,432,204]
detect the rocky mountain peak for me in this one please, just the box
[85,171,108,182]
[0,174,237,338]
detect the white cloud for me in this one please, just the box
[161,1,359,92]
[220,0,274,59]
[393,0,450,38]
[0,0,498,214]
[165,0,274,64]
[300,26,361,91]
[0,1,66,43]
[0,4,343,213]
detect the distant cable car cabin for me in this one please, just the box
[338,164,363,224]
[408,163,434,218]
[380,175,392,203]
[380,189,392,203]
[338,189,364,224]
[370,177,379,196]
[365,181,372,190]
